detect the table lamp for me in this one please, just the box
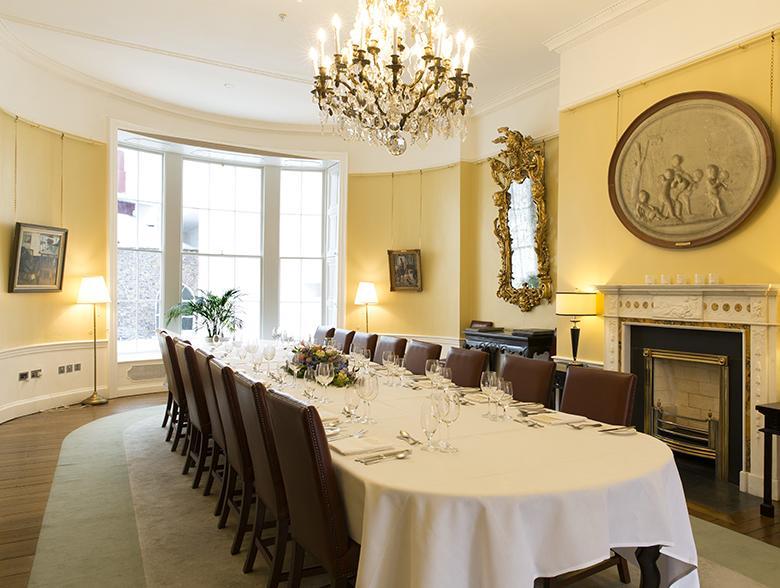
[555,291,598,365]
[354,281,378,332]
[78,276,110,406]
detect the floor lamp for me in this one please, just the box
[555,291,598,366]
[78,276,110,406]
[354,281,378,332]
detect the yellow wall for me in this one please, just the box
[346,165,462,337]
[0,112,108,349]
[557,35,780,362]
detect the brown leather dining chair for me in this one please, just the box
[351,331,378,359]
[266,391,360,588]
[445,347,488,387]
[313,325,335,345]
[500,355,556,407]
[174,340,213,490]
[157,329,174,429]
[194,348,228,512]
[374,335,407,363]
[403,340,442,375]
[560,366,637,426]
[332,328,356,354]
[209,358,255,555]
[157,332,188,453]
[233,373,290,582]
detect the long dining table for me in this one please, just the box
[214,344,699,588]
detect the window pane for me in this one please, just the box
[137,202,162,249]
[300,215,322,257]
[235,167,263,213]
[279,259,301,302]
[138,151,163,203]
[301,171,323,214]
[208,210,235,255]
[301,259,322,302]
[183,160,209,208]
[280,170,302,214]
[120,148,138,201]
[235,257,262,302]
[279,214,301,257]
[210,163,236,210]
[117,200,138,248]
[235,213,262,255]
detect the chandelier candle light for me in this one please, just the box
[310,0,475,156]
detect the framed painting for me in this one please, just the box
[608,91,775,248]
[8,222,68,293]
[388,249,422,292]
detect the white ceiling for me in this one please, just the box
[0,0,619,126]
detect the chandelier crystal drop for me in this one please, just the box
[309,0,475,156]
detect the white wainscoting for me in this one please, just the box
[0,340,166,424]
[382,333,462,357]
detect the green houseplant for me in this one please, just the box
[165,288,243,341]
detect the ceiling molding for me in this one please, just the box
[0,20,332,137]
[0,13,310,85]
[470,69,559,118]
[544,0,660,53]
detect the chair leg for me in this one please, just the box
[171,413,186,452]
[165,403,178,442]
[213,454,228,517]
[231,478,254,555]
[242,501,266,573]
[182,428,196,475]
[162,391,173,428]
[289,542,305,588]
[192,434,210,489]
[218,468,237,529]
[180,422,189,456]
[204,445,220,497]
[617,554,631,584]
[267,517,289,588]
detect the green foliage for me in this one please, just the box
[165,288,243,338]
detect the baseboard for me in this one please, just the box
[382,332,462,355]
[741,470,780,500]
[0,384,108,424]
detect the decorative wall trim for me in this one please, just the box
[544,0,659,52]
[381,333,462,355]
[471,69,560,117]
[0,339,107,359]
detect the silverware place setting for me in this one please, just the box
[329,429,368,442]
[567,422,603,430]
[513,417,544,428]
[397,430,422,445]
[597,425,636,434]
[355,450,412,465]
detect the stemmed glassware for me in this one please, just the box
[262,344,276,375]
[420,398,439,452]
[304,367,318,402]
[356,374,379,424]
[498,380,514,421]
[480,371,497,419]
[382,351,397,385]
[315,362,334,403]
[343,385,361,422]
[437,366,452,391]
[434,390,461,453]
[424,359,439,385]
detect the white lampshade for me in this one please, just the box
[77,276,110,304]
[556,291,597,317]
[354,281,378,305]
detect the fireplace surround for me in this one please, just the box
[598,284,779,499]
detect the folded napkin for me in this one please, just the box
[530,412,587,426]
[329,436,396,456]
[411,380,435,389]
[457,387,481,393]
[318,409,341,425]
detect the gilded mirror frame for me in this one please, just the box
[488,127,552,311]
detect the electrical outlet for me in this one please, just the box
[58,365,66,375]
[18,371,29,381]
[66,364,73,373]
[74,363,82,372]
[31,369,42,379]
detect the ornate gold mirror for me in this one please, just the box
[488,127,552,311]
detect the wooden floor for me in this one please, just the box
[0,392,167,587]
[0,392,778,586]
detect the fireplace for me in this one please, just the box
[597,283,780,499]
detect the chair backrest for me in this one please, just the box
[233,373,287,518]
[445,347,488,387]
[560,366,637,426]
[404,340,442,375]
[265,390,351,571]
[313,325,335,345]
[351,332,378,359]
[374,335,407,363]
[174,340,211,434]
[499,355,556,406]
[157,331,186,409]
[195,348,225,449]
[332,329,356,354]
[209,358,253,480]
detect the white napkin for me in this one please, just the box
[318,409,341,425]
[530,412,587,426]
[329,436,396,456]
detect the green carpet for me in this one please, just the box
[28,406,780,587]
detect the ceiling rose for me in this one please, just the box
[309,0,475,155]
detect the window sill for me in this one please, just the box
[118,351,162,364]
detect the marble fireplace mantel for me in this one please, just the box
[597,283,779,499]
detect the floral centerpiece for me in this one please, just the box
[286,342,356,387]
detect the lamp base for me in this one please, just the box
[81,391,108,406]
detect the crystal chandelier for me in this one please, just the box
[309,0,475,156]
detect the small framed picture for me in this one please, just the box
[388,249,422,292]
[8,222,68,293]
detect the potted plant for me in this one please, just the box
[165,288,243,342]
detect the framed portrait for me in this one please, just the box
[8,222,68,293]
[388,249,422,292]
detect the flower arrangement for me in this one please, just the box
[286,342,357,387]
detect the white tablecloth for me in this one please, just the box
[224,357,699,588]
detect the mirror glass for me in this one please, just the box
[507,178,539,289]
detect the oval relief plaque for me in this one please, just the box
[608,91,775,248]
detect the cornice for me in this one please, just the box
[544,0,659,53]
[470,68,559,117]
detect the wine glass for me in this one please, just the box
[343,385,360,422]
[304,367,317,402]
[434,390,461,453]
[480,371,497,419]
[424,358,439,380]
[438,366,452,391]
[323,336,334,349]
[356,374,379,424]
[315,362,334,401]
[420,398,439,452]
[263,344,276,375]
[498,380,514,421]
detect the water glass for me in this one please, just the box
[357,374,379,424]
[263,344,276,374]
[420,398,439,452]
[315,362,334,401]
[304,367,317,402]
[425,359,439,382]
[498,380,514,420]
[438,366,452,391]
[344,385,360,422]
[480,371,497,419]
[434,390,461,453]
